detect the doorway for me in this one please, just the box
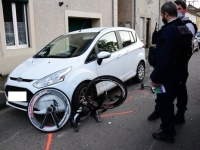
[68,18,92,32]
[145,18,150,48]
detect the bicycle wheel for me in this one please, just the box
[27,89,71,132]
[85,75,127,110]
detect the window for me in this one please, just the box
[196,31,200,37]
[129,32,136,43]
[86,48,97,63]
[34,33,97,58]
[97,32,119,53]
[119,31,135,48]
[2,1,28,49]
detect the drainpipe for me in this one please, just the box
[158,0,161,29]
[112,0,114,27]
[134,0,136,29]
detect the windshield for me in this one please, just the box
[196,32,200,37]
[34,32,98,58]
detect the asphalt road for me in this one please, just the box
[0,50,200,150]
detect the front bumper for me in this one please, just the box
[5,78,75,111]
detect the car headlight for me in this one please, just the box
[33,67,72,88]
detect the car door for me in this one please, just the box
[119,31,143,81]
[96,31,125,81]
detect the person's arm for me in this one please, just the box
[186,23,195,40]
[150,26,176,83]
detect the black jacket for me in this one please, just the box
[150,18,192,83]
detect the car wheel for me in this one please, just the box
[72,82,90,116]
[133,61,145,83]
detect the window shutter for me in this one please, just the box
[2,0,28,3]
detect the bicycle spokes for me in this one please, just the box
[28,89,71,132]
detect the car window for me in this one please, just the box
[34,32,98,58]
[119,31,135,48]
[97,32,119,53]
[86,48,97,63]
[129,32,136,43]
[196,32,200,37]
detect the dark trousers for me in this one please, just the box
[155,69,186,134]
[176,69,189,114]
[155,69,189,115]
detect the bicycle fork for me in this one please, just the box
[70,91,108,132]
[70,107,83,132]
[90,91,107,122]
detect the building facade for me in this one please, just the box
[1,0,198,76]
[187,4,200,30]
[118,0,167,48]
[0,0,118,76]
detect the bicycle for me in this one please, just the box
[71,75,127,131]
[27,75,127,132]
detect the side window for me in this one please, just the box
[97,32,119,53]
[134,33,137,42]
[119,31,132,48]
[129,32,136,43]
[2,1,29,48]
[86,48,97,62]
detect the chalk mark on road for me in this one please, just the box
[100,110,133,118]
[125,95,133,102]
[46,133,53,150]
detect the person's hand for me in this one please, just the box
[151,82,159,87]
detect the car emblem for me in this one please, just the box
[17,77,23,82]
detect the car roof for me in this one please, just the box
[66,27,135,35]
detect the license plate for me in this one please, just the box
[8,91,27,102]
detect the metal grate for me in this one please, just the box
[10,77,33,82]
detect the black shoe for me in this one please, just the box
[148,110,160,121]
[175,114,185,125]
[152,131,175,143]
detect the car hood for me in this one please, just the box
[10,57,79,79]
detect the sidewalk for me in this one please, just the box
[0,77,7,110]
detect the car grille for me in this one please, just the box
[5,85,34,102]
[10,77,33,82]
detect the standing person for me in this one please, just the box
[150,1,192,143]
[174,0,195,124]
[175,0,196,41]
[148,0,195,124]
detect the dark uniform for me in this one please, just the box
[150,18,192,134]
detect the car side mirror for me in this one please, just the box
[97,51,111,65]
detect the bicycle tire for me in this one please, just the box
[85,75,127,110]
[27,88,71,132]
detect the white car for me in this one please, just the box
[193,36,199,52]
[196,30,200,49]
[5,27,146,112]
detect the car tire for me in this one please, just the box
[133,61,145,83]
[72,82,90,116]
